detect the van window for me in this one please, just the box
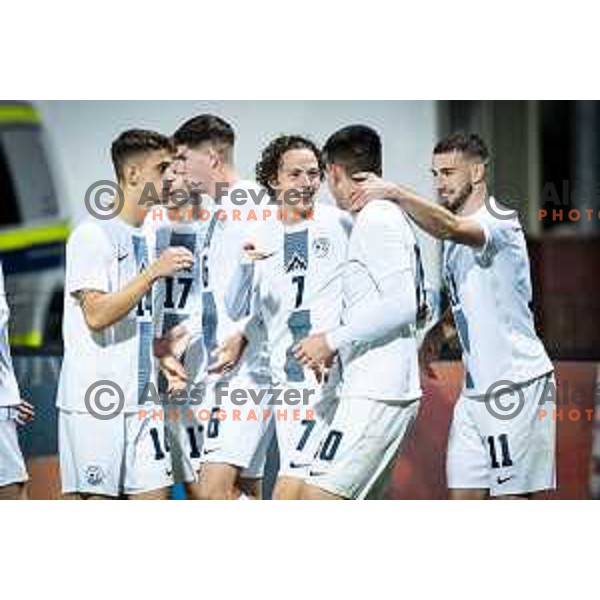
[0,140,21,227]
[0,129,60,226]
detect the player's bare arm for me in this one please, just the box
[350,173,486,247]
[76,246,193,332]
[153,323,191,391]
[419,307,457,379]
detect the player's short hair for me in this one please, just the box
[434,131,489,164]
[111,129,173,183]
[322,125,382,177]
[255,135,324,200]
[173,114,235,164]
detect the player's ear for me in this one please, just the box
[471,161,485,185]
[127,163,140,187]
[326,163,338,185]
[208,146,220,170]
[268,175,280,192]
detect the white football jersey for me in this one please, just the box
[202,180,278,384]
[0,263,21,407]
[249,204,351,388]
[144,205,212,384]
[57,217,158,412]
[338,200,422,401]
[443,196,553,397]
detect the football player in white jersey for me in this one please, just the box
[225,135,351,499]
[159,115,276,500]
[57,130,194,499]
[294,125,424,500]
[0,263,34,500]
[350,132,556,499]
[145,146,213,499]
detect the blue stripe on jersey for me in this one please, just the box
[203,213,218,251]
[156,227,171,256]
[202,291,218,364]
[284,229,309,273]
[133,234,153,403]
[200,213,219,364]
[285,309,312,382]
[466,369,475,390]
[170,231,197,254]
[162,230,198,315]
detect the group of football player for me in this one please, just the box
[0,113,557,500]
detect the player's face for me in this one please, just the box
[325,163,353,211]
[161,149,188,209]
[178,143,217,197]
[431,150,476,213]
[133,148,174,210]
[273,148,321,216]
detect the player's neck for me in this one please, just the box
[212,165,240,200]
[459,184,487,216]
[282,211,308,226]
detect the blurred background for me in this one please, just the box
[2,100,599,498]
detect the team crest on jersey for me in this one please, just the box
[85,465,105,486]
[313,236,331,259]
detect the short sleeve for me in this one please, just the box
[66,221,113,296]
[474,209,520,267]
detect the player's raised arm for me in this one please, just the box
[350,174,486,248]
[76,245,193,333]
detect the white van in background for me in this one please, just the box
[0,101,69,350]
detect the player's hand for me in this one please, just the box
[242,241,274,262]
[208,332,248,374]
[159,355,188,392]
[349,172,399,212]
[292,333,334,383]
[419,326,444,379]
[154,324,191,360]
[15,400,35,425]
[150,246,194,279]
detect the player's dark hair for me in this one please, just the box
[321,125,382,177]
[434,131,489,163]
[111,129,173,183]
[255,135,324,200]
[173,114,235,163]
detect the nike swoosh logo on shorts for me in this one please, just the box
[497,476,512,485]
